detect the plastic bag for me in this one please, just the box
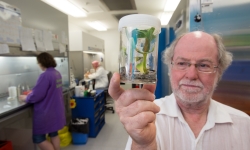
[69,118,89,134]
[59,130,72,147]
[58,126,69,135]
[47,126,72,148]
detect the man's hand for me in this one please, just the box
[19,95,27,102]
[109,73,160,150]
[84,72,90,78]
[84,74,89,79]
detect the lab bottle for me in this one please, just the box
[89,81,93,90]
[118,14,161,84]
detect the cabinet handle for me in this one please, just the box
[94,103,98,108]
[95,112,99,118]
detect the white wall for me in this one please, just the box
[68,22,88,33]
[89,30,120,73]
[68,16,89,34]
[68,16,87,51]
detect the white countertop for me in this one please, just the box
[0,86,73,118]
[0,97,28,117]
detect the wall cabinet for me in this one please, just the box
[69,31,104,52]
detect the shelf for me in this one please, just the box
[0,43,67,57]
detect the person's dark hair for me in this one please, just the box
[37,52,57,68]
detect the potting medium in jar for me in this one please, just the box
[118,14,161,84]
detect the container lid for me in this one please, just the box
[118,14,161,34]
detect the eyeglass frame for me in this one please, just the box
[170,61,219,73]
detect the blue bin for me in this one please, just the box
[72,132,88,145]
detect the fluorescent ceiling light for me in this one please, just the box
[83,51,103,54]
[164,0,180,11]
[161,12,172,25]
[87,21,107,31]
[41,0,86,17]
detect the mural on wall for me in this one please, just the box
[189,0,250,48]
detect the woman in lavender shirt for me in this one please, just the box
[19,52,66,150]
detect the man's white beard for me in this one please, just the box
[171,77,217,105]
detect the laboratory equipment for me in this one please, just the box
[8,86,17,99]
[118,14,161,84]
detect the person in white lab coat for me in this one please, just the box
[86,61,108,89]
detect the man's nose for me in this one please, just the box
[185,64,199,80]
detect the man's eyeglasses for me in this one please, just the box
[171,61,218,73]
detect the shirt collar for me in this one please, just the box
[157,94,186,123]
[157,93,233,124]
[211,99,232,123]
[157,94,179,117]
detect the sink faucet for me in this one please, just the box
[17,83,25,97]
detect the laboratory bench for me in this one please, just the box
[0,97,30,120]
[78,78,94,87]
[0,86,73,120]
[0,86,74,149]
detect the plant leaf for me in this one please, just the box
[135,57,143,61]
[148,27,155,41]
[137,30,147,38]
[136,61,145,73]
[136,48,148,54]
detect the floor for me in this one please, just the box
[62,98,129,150]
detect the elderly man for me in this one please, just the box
[109,31,250,150]
[87,61,108,89]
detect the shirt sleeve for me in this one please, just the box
[26,73,50,103]
[88,67,104,79]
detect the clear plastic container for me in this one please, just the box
[118,14,161,84]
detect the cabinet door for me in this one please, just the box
[82,32,104,52]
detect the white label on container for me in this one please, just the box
[202,4,213,13]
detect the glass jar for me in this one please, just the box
[118,14,161,84]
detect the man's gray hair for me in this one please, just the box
[162,33,233,79]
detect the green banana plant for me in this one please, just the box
[136,27,156,74]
